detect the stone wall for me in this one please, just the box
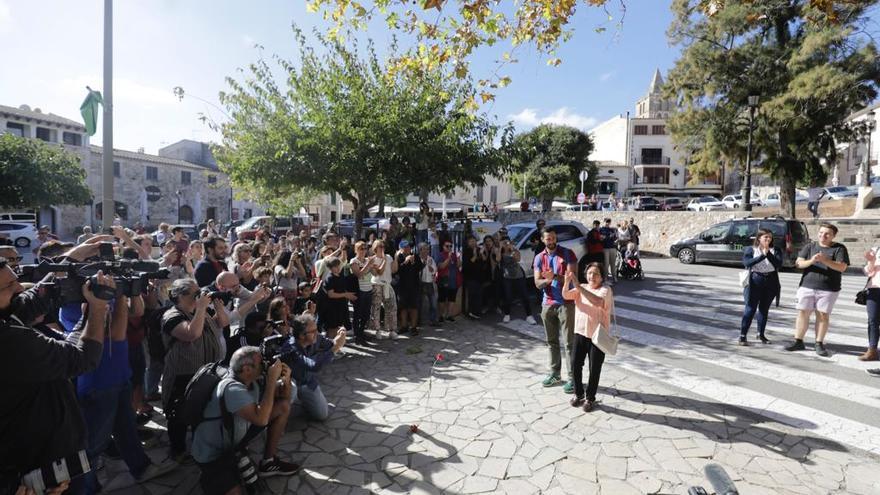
[498,210,750,256]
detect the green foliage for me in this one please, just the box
[509,124,596,211]
[665,0,880,217]
[215,26,508,236]
[0,134,92,209]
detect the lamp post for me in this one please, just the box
[864,110,876,187]
[175,190,181,224]
[741,95,760,211]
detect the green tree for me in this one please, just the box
[0,134,92,209]
[509,124,596,212]
[665,0,880,217]
[216,28,508,237]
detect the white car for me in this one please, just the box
[504,220,589,277]
[686,196,725,212]
[0,222,38,247]
[763,193,808,207]
[721,194,764,209]
[823,186,859,200]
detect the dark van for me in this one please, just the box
[670,216,810,268]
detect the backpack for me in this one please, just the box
[182,361,231,428]
[145,305,170,361]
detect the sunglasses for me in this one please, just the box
[4,256,22,262]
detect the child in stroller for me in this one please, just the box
[618,242,644,280]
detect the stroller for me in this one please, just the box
[618,242,644,280]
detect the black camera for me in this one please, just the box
[18,259,169,305]
[203,290,233,305]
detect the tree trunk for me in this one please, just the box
[354,201,368,241]
[779,171,797,219]
[378,198,385,217]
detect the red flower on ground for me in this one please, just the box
[409,424,419,434]
[435,353,444,361]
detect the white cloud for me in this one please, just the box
[0,0,11,33]
[241,34,255,48]
[509,107,597,131]
[599,71,615,82]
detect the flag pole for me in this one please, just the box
[101,0,114,231]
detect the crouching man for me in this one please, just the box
[281,314,346,421]
[191,347,300,495]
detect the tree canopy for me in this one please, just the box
[664,0,880,216]
[0,134,92,209]
[215,27,509,236]
[509,124,596,212]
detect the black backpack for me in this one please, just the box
[182,361,231,429]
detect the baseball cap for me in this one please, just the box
[399,240,410,248]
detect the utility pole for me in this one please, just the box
[101,0,114,231]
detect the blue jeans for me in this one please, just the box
[741,273,776,338]
[297,384,329,421]
[866,288,880,349]
[145,355,163,397]
[420,282,438,324]
[353,289,373,339]
[73,383,150,495]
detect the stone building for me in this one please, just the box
[1,103,265,236]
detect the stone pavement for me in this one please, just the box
[103,318,880,494]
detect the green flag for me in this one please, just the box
[80,89,103,136]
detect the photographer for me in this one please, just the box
[273,250,306,310]
[213,272,272,331]
[0,262,110,494]
[0,247,21,273]
[192,346,298,494]
[226,312,275,363]
[281,314,346,421]
[161,278,227,463]
[69,293,176,494]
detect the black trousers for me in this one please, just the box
[570,334,605,401]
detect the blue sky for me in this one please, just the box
[0,0,679,154]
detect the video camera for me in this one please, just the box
[201,289,234,305]
[19,256,170,305]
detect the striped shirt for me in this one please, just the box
[160,306,223,403]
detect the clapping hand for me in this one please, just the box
[866,249,876,263]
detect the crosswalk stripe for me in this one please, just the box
[610,352,880,456]
[615,324,880,411]
[628,290,868,347]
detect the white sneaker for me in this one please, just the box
[526,315,537,325]
[496,307,503,315]
[376,331,386,340]
[502,315,511,323]
[389,331,399,340]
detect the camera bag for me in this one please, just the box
[182,361,230,428]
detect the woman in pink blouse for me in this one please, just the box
[562,262,614,412]
[861,248,880,361]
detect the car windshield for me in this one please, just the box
[826,187,847,193]
[507,226,533,245]
[700,197,716,202]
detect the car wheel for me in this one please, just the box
[14,237,30,248]
[678,247,695,264]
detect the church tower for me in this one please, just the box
[635,69,672,119]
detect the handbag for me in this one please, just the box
[738,269,750,288]
[592,296,620,356]
[855,278,870,306]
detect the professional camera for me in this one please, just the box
[260,332,287,363]
[19,258,170,305]
[202,289,233,305]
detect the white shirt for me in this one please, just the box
[420,256,437,283]
[751,248,777,274]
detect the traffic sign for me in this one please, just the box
[579,170,589,182]
[577,192,587,204]
[530,197,538,205]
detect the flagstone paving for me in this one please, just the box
[103,319,880,494]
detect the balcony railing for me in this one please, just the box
[632,156,671,166]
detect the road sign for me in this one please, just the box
[579,170,589,182]
[530,197,538,205]
[577,192,587,204]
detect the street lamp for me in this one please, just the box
[175,190,181,224]
[864,110,876,187]
[741,95,760,211]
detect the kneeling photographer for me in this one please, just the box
[279,314,346,421]
[0,254,112,494]
[192,346,299,494]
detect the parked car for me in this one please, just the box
[721,194,764,209]
[670,216,810,268]
[627,196,660,211]
[686,196,725,212]
[659,197,685,211]
[237,215,313,241]
[0,212,37,225]
[762,192,808,207]
[504,220,589,278]
[336,217,382,237]
[823,186,859,200]
[0,222,38,247]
